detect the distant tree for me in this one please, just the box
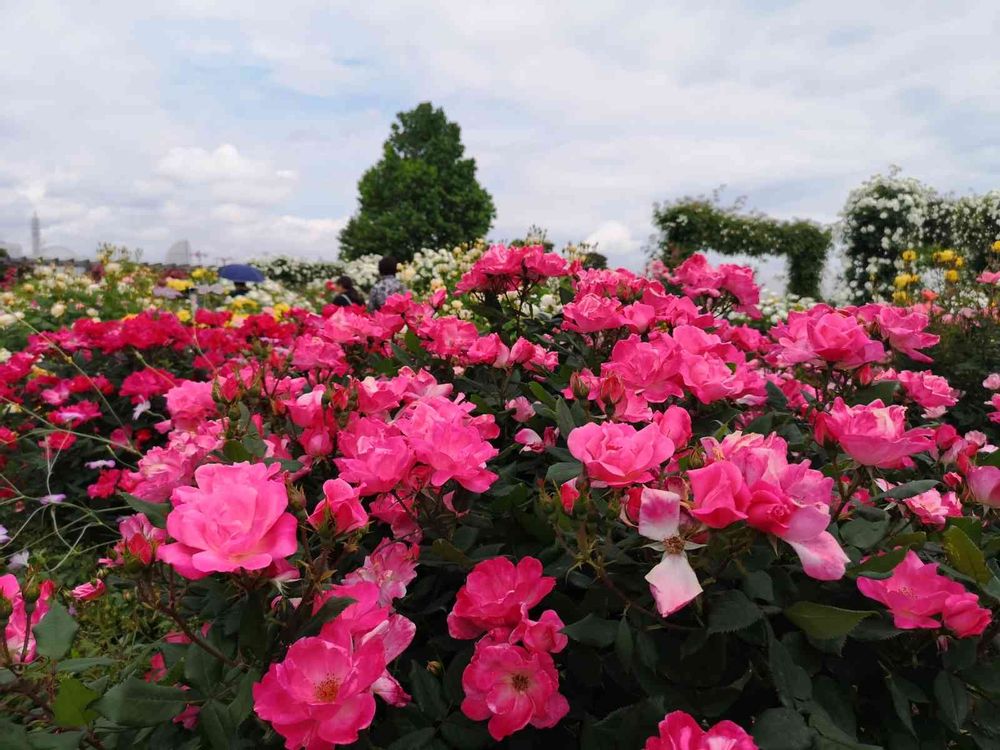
[581,251,608,270]
[338,103,496,261]
[510,224,555,251]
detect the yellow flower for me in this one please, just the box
[166,278,193,292]
[901,249,917,262]
[892,290,910,304]
[992,240,1000,252]
[894,275,911,289]
[945,269,960,283]
[955,257,965,268]
[190,268,210,280]
[176,309,191,322]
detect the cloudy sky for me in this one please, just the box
[2,1,1000,282]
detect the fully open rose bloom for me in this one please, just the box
[637,488,703,616]
[158,462,298,579]
[447,556,555,640]
[857,551,991,635]
[816,398,934,469]
[644,710,757,750]
[568,421,674,487]
[253,629,386,749]
[460,637,570,741]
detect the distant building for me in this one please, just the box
[165,240,192,266]
[31,212,40,257]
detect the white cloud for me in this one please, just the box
[2,0,1000,283]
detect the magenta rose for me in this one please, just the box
[567,421,674,487]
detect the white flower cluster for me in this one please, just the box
[398,242,487,296]
[250,254,382,292]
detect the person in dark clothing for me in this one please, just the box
[368,256,405,311]
[331,275,364,307]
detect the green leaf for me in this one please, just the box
[887,675,915,735]
[785,602,875,640]
[94,678,187,727]
[868,480,939,502]
[554,398,578,440]
[122,493,169,528]
[409,661,448,722]
[766,381,789,411]
[769,637,812,706]
[527,381,556,408]
[52,677,98,727]
[228,668,260,726]
[563,614,618,647]
[752,708,814,750]
[980,450,1000,468]
[298,596,355,638]
[707,590,762,634]
[545,461,582,484]
[934,671,969,733]
[840,517,889,549]
[809,710,881,749]
[33,602,78,661]
[614,616,634,670]
[388,728,437,749]
[943,526,991,584]
[0,720,29,750]
[222,439,251,462]
[850,380,899,406]
[184,641,224,695]
[26,732,85,750]
[56,657,114,673]
[199,700,236,750]
[848,547,907,579]
[440,713,491,749]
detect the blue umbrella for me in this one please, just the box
[218,264,265,283]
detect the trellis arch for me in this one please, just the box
[652,197,832,298]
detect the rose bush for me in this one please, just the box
[0,248,998,749]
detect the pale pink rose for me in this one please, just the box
[0,575,55,663]
[567,422,674,487]
[158,462,298,580]
[343,540,419,605]
[897,370,959,410]
[460,639,569,741]
[164,380,216,430]
[71,580,106,602]
[561,293,626,333]
[514,427,557,454]
[447,557,554,640]
[307,478,367,534]
[252,629,386,748]
[638,488,702,617]
[983,373,1000,390]
[903,488,962,527]
[644,710,757,750]
[817,398,935,469]
[967,466,1000,507]
[506,397,536,423]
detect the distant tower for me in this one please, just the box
[31,212,40,257]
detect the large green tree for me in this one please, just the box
[338,102,496,261]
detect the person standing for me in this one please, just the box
[330,275,365,307]
[368,256,405,311]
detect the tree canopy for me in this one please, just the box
[338,102,496,261]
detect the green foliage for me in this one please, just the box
[339,102,496,261]
[652,195,831,298]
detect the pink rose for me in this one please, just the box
[897,370,959,410]
[561,293,626,333]
[447,557,555,640]
[903,488,962,527]
[817,399,934,469]
[688,461,750,528]
[0,575,55,663]
[653,405,693,448]
[942,593,992,637]
[158,462,298,579]
[308,478,368,533]
[567,422,674,487]
[967,466,1000,507]
[164,380,216,430]
[644,710,757,750]
[253,630,386,748]
[460,639,569,741]
[857,551,964,630]
[506,397,536,423]
[638,488,702,616]
[983,373,1000,390]
[71,580,106,602]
